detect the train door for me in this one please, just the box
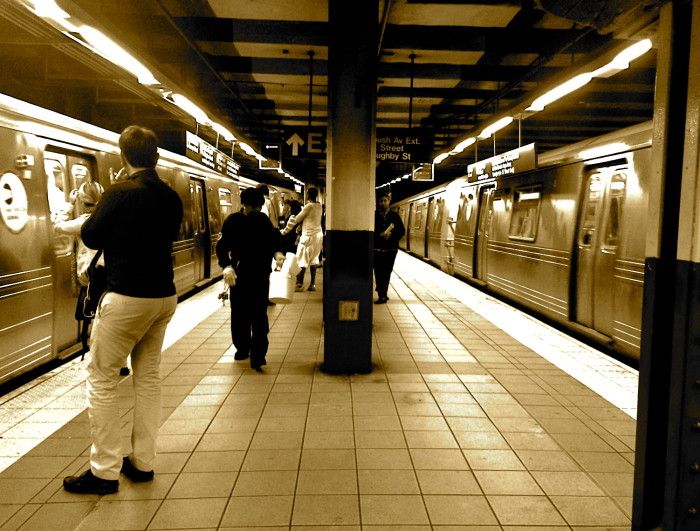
[407,203,415,251]
[473,185,495,280]
[44,149,95,354]
[189,177,210,283]
[575,166,626,335]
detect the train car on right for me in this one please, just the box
[395,120,652,361]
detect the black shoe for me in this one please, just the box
[267,300,276,306]
[119,367,130,376]
[307,285,316,292]
[63,469,118,495]
[234,351,250,361]
[374,297,388,304]
[251,358,266,372]
[251,364,264,373]
[121,456,154,482]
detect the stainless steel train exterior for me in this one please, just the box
[395,121,652,360]
[0,93,291,385]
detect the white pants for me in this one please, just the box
[87,292,177,480]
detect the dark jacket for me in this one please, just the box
[374,208,406,250]
[216,210,283,280]
[81,169,183,298]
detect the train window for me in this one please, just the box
[603,172,626,248]
[508,185,542,242]
[219,188,234,221]
[579,173,602,246]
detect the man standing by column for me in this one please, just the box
[373,190,405,304]
[63,125,183,494]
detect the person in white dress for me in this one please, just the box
[281,187,323,291]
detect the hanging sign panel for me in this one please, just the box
[260,142,282,170]
[376,128,433,163]
[467,143,536,182]
[185,131,240,179]
[412,163,434,182]
[282,127,327,160]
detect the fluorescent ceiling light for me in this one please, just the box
[212,123,235,142]
[452,137,476,154]
[433,152,450,165]
[170,93,210,124]
[28,0,76,30]
[578,142,630,161]
[592,38,653,77]
[478,116,514,139]
[526,73,592,112]
[78,25,159,86]
[239,142,258,156]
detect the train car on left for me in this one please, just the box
[0,93,248,386]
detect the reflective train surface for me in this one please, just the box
[0,93,294,385]
[395,122,652,361]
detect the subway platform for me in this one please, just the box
[0,252,637,530]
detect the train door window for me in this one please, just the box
[44,153,71,222]
[508,185,542,241]
[190,180,206,233]
[429,197,444,231]
[413,203,425,231]
[579,173,603,246]
[456,191,475,234]
[603,172,626,248]
[219,188,234,221]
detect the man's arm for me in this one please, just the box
[216,216,234,268]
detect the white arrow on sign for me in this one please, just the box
[286,133,305,157]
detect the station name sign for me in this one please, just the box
[185,131,240,179]
[467,143,536,183]
[376,128,433,163]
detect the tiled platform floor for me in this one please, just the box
[0,253,636,530]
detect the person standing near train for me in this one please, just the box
[281,187,323,291]
[63,125,183,495]
[217,187,285,371]
[53,181,105,353]
[373,190,405,304]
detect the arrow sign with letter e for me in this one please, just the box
[282,127,326,160]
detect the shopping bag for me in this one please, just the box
[268,252,300,304]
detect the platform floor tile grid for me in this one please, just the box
[0,254,635,530]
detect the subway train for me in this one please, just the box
[0,93,294,386]
[394,121,652,361]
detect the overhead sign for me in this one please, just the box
[412,163,434,182]
[376,128,433,163]
[186,131,240,179]
[260,142,282,170]
[282,128,326,160]
[467,143,536,182]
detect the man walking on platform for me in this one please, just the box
[63,125,183,495]
[217,187,285,371]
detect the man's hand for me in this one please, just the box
[223,266,237,286]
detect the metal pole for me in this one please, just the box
[408,53,416,129]
[308,50,315,128]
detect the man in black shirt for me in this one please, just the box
[217,187,285,371]
[373,191,405,304]
[64,126,183,495]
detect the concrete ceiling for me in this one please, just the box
[1,0,662,196]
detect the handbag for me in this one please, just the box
[78,250,107,319]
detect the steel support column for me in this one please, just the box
[633,0,698,529]
[322,0,378,374]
